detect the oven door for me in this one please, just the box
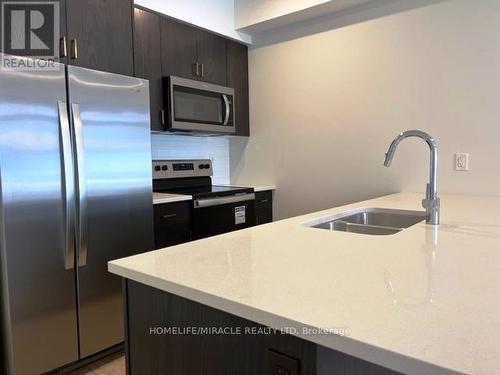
[192,193,256,239]
[166,76,235,134]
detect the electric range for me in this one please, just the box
[152,159,256,239]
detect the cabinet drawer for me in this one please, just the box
[153,201,191,249]
[255,191,273,225]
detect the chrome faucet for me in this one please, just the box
[384,130,440,225]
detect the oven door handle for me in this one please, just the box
[222,94,230,126]
[194,193,255,208]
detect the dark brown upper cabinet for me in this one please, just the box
[160,17,198,81]
[65,0,134,76]
[160,17,227,86]
[134,6,249,135]
[133,8,163,131]
[227,40,249,136]
[196,30,227,85]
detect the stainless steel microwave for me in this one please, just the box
[164,76,235,134]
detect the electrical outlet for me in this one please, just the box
[455,153,469,171]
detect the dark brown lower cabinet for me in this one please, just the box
[255,190,273,225]
[153,201,191,249]
[124,280,401,375]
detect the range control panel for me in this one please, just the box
[152,159,213,179]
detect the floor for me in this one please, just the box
[67,352,125,375]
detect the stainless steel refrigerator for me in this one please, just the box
[0,53,153,375]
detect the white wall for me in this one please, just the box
[134,0,251,43]
[230,0,500,219]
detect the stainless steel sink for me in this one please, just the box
[306,208,426,235]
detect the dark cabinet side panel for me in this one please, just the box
[196,30,227,85]
[226,40,249,136]
[133,7,163,130]
[160,17,197,80]
[126,280,317,375]
[66,0,134,75]
[125,280,401,375]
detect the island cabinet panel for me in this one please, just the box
[160,17,198,81]
[226,40,250,136]
[66,0,134,75]
[133,8,163,130]
[124,280,401,375]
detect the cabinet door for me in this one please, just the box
[161,17,198,80]
[154,201,191,249]
[255,191,273,225]
[66,0,134,75]
[227,40,249,136]
[197,30,227,85]
[134,8,163,130]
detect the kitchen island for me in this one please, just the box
[109,193,500,375]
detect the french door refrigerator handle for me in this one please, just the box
[58,101,76,270]
[71,103,88,267]
[222,94,230,125]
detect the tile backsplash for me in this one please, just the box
[151,133,230,184]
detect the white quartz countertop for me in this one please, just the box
[109,193,500,375]
[152,192,192,204]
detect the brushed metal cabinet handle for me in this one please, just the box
[71,103,88,267]
[192,62,199,77]
[70,38,78,60]
[200,63,204,77]
[60,36,68,58]
[161,213,177,219]
[58,101,76,270]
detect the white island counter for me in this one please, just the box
[109,193,500,375]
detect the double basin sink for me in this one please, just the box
[306,208,426,235]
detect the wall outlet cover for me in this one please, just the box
[455,153,469,171]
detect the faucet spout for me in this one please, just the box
[383,130,440,225]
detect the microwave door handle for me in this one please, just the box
[222,94,230,126]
